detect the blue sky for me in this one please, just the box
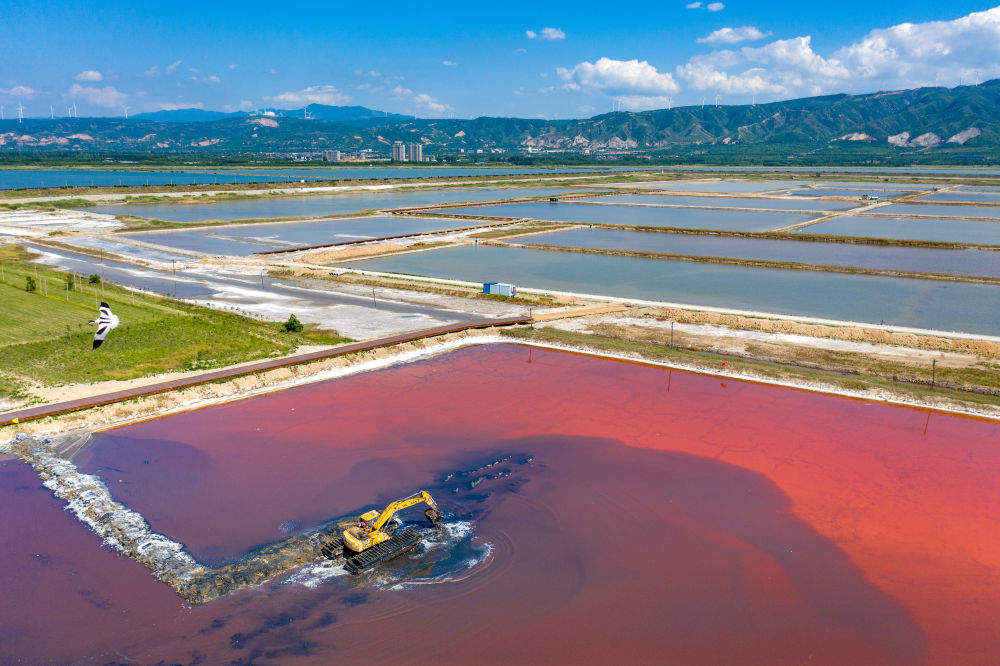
[2,1,999,119]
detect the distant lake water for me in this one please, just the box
[0,166,644,190]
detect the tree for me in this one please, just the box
[25,276,36,292]
[282,314,304,333]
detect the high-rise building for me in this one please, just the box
[392,141,406,161]
[322,150,341,162]
[407,142,423,162]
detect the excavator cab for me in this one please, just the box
[324,491,444,574]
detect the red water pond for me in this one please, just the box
[2,342,999,663]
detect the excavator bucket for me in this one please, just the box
[424,508,443,525]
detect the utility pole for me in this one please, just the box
[931,359,936,387]
[371,286,377,307]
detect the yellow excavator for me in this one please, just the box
[321,491,443,574]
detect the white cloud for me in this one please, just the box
[526,27,566,40]
[74,70,103,82]
[442,60,458,66]
[143,60,182,78]
[228,63,239,70]
[68,83,127,108]
[558,57,679,95]
[223,100,254,112]
[686,1,702,7]
[616,95,673,111]
[264,84,352,107]
[707,2,725,11]
[698,26,770,45]
[391,85,452,115]
[0,85,37,98]
[836,6,1000,86]
[675,7,1000,101]
[267,68,277,75]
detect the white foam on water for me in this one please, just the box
[4,435,205,592]
[282,561,349,589]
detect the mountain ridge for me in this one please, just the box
[3,81,999,153]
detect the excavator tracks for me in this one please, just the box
[319,536,344,560]
[344,528,422,574]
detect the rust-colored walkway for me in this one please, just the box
[0,316,530,427]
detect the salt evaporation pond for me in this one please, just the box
[915,191,1000,204]
[879,203,1000,219]
[788,187,917,198]
[801,216,1000,245]
[581,193,855,211]
[609,179,801,193]
[443,201,812,231]
[74,187,590,223]
[349,244,1000,334]
[122,215,483,255]
[517,228,1000,277]
[4,343,1000,662]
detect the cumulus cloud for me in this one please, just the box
[526,27,566,40]
[264,84,351,107]
[391,85,452,115]
[0,85,37,98]
[442,60,458,66]
[616,95,674,111]
[222,100,254,112]
[74,70,103,82]
[675,6,1000,100]
[143,60,182,78]
[698,26,770,45]
[68,83,127,107]
[707,2,724,10]
[228,63,239,70]
[558,57,679,95]
[685,1,701,7]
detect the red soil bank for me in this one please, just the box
[3,343,999,663]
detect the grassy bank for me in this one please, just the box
[0,245,350,398]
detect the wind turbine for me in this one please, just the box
[50,105,54,119]
[715,94,720,108]
[1,105,4,120]
[17,102,24,123]
[122,105,129,119]
[72,102,78,118]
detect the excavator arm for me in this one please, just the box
[371,491,440,531]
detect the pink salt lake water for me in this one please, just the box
[2,343,999,663]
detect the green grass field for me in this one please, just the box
[0,245,350,399]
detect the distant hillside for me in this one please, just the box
[3,81,999,154]
[132,108,243,122]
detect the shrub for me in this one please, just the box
[25,276,36,292]
[282,314,304,333]
[66,274,75,291]
[88,274,101,284]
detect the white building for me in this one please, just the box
[407,142,423,162]
[391,141,406,161]
[322,150,341,162]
